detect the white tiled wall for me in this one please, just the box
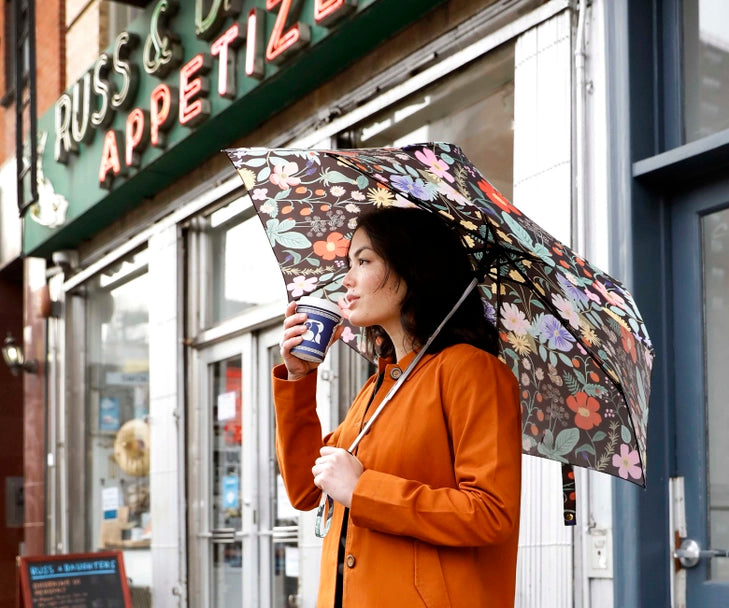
[148,226,185,606]
[513,10,575,608]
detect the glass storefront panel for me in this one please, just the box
[210,355,244,605]
[266,343,300,607]
[204,197,284,327]
[702,208,729,581]
[85,249,151,584]
[343,42,515,200]
[683,0,729,142]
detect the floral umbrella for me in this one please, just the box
[225,142,655,518]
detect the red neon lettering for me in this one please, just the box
[246,8,265,79]
[179,54,212,127]
[211,23,243,99]
[265,0,310,64]
[99,130,124,189]
[314,0,355,26]
[150,84,178,148]
[125,108,149,167]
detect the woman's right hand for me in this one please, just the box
[280,301,343,381]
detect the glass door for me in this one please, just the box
[672,182,729,606]
[189,325,321,608]
[256,326,303,608]
[189,337,249,608]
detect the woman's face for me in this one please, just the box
[342,228,406,336]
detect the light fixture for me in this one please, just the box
[2,333,38,376]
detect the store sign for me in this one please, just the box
[25,0,447,255]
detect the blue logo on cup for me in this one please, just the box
[291,297,343,363]
[303,319,326,344]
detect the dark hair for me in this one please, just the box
[354,206,498,360]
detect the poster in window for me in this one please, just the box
[99,397,120,431]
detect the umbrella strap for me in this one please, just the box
[346,277,479,453]
[562,463,577,526]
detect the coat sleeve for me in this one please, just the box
[272,364,342,511]
[349,349,522,547]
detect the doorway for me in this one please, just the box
[187,326,310,607]
[671,179,729,605]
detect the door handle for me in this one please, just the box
[674,538,729,568]
[210,528,237,543]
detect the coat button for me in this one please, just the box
[346,554,356,568]
[390,367,402,380]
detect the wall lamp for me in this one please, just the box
[2,333,38,376]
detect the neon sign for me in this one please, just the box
[53,0,357,190]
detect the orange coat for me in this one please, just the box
[273,344,522,607]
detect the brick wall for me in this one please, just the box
[0,278,23,608]
[0,4,64,606]
[0,1,64,166]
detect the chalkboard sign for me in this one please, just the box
[18,551,132,608]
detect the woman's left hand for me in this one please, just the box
[312,446,364,508]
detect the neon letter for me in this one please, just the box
[195,0,241,40]
[125,108,150,168]
[143,0,183,78]
[71,71,94,144]
[246,8,265,79]
[179,54,212,127]
[211,23,243,98]
[91,53,115,129]
[265,0,310,64]
[150,84,178,148]
[54,94,77,164]
[314,0,356,27]
[99,130,125,189]
[111,32,140,111]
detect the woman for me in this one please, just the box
[274,206,522,607]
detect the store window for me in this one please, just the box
[330,42,516,424]
[341,42,515,200]
[200,197,283,327]
[85,249,151,584]
[106,2,143,44]
[683,0,729,142]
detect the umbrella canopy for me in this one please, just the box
[225,142,654,490]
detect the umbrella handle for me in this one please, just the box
[314,492,334,538]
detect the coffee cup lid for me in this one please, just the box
[296,296,342,317]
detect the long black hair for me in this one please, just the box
[354,206,498,360]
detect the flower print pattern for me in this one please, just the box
[313,232,349,260]
[251,188,268,201]
[367,185,395,207]
[390,174,437,200]
[613,444,642,480]
[415,148,454,182]
[226,142,654,487]
[502,302,530,335]
[536,314,576,352]
[566,392,602,430]
[287,276,318,297]
[270,162,301,189]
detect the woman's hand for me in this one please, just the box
[312,446,364,508]
[280,301,343,381]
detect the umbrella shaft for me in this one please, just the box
[346,277,479,454]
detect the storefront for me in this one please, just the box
[25,1,593,606]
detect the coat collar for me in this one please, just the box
[376,348,434,381]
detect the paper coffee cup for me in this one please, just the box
[291,296,343,363]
